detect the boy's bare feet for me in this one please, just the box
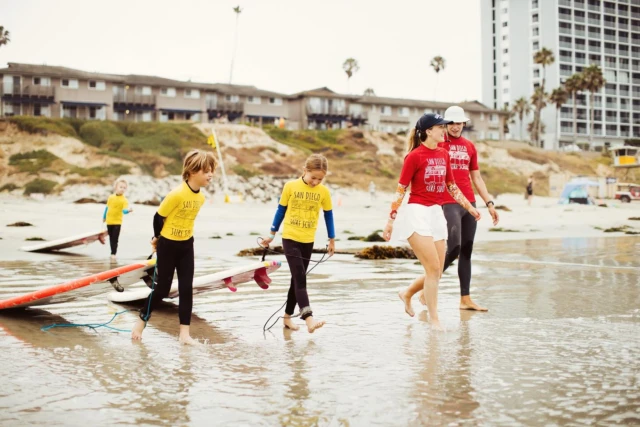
[398,289,415,317]
[178,325,200,345]
[131,318,146,340]
[110,254,117,263]
[283,315,300,331]
[460,297,488,311]
[305,316,325,333]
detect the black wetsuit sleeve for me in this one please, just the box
[153,212,166,238]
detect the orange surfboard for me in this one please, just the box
[0,259,156,310]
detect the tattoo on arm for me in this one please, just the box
[389,184,408,220]
[446,181,471,210]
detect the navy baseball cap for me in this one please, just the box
[415,113,452,132]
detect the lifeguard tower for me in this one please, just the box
[611,146,640,168]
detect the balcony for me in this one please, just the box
[604,34,615,41]
[560,41,573,49]
[604,7,616,15]
[589,45,601,53]
[561,69,573,77]
[560,27,572,35]
[619,22,629,30]
[113,93,155,106]
[349,111,368,122]
[605,48,617,55]
[575,29,586,37]
[559,13,572,21]
[206,100,244,112]
[620,90,630,96]
[620,36,630,43]
[606,103,618,109]
[574,14,586,22]
[575,56,587,64]
[575,1,585,9]
[633,51,640,58]
[575,43,586,51]
[306,105,347,116]
[588,31,601,38]
[1,83,55,102]
[559,0,571,5]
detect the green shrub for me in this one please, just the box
[79,121,122,148]
[23,178,57,195]
[232,164,258,178]
[0,183,19,192]
[8,116,77,137]
[9,150,59,173]
[71,164,131,178]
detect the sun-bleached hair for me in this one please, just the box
[182,149,217,180]
[113,178,128,191]
[303,153,328,174]
[406,128,427,155]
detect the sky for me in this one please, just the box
[1,0,483,103]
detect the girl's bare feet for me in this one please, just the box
[305,316,325,333]
[398,289,415,317]
[460,297,488,311]
[178,325,200,345]
[283,315,300,331]
[429,316,444,331]
[131,318,146,340]
[418,290,426,306]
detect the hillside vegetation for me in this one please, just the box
[0,116,630,197]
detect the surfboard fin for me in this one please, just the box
[223,277,237,292]
[253,267,271,290]
[108,278,124,292]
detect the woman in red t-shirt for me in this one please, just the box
[383,113,480,330]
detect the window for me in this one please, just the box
[61,79,78,89]
[33,77,50,86]
[225,94,239,103]
[503,48,509,54]
[503,88,509,94]
[184,89,200,99]
[504,75,509,80]
[532,0,538,8]
[269,97,283,105]
[533,41,540,50]
[502,35,508,40]
[88,80,105,91]
[502,22,508,27]
[399,107,409,116]
[532,27,539,36]
[161,87,176,97]
[135,86,152,95]
[503,62,509,67]
[247,96,261,104]
[532,13,538,23]
[533,69,540,78]
[381,106,392,116]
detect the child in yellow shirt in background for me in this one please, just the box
[132,149,217,345]
[103,178,133,262]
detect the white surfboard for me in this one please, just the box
[107,260,281,303]
[21,229,108,253]
[0,259,156,310]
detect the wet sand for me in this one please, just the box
[0,197,639,425]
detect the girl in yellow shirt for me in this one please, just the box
[103,179,133,261]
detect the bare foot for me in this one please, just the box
[179,334,201,345]
[110,254,117,263]
[283,316,300,331]
[460,298,488,312]
[131,318,146,340]
[398,289,415,317]
[418,290,426,306]
[430,318,444,331]
[305,316,325,334]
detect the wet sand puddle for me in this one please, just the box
[0,236,638,426]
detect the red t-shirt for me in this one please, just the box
[399,144,454,207]
[439,135,478,204]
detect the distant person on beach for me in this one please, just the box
[132,149,217,345]
[261,154,335,334]
[383,114,480,330]
[103,178,133,262]
[369,181,376,203]
[526,176,534,206]
[416,106,499,312]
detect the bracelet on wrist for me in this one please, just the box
[486,201,494,207]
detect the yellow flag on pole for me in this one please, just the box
[207,134,216,148]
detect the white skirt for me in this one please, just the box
[392,203,448,242]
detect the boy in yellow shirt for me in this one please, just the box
[103,179,133,261]
[132,149,217,345]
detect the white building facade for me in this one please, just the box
[482,0,640,150]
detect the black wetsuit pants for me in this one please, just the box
[283,239,314,320]
[442,203,477,297]
[139,237,194,325]
[107,225,121,256]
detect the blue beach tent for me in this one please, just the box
[558,179,600,205]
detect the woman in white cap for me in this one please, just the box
[417,106,499,312]
[383,113,480,330]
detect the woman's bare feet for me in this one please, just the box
[305,316,325,333]
[178,325,200,345]
[418,290,427,306]
[460,297,488,311]
[430,319,444,331]
[283,315,300,331]
[131,318,146,340]
[398,289,415,317]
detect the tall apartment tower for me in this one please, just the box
[481,0,640,150]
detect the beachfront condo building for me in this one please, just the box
[1,62,507,142]
[481,0,640,150]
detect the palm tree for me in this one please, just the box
[430,56,445,100]
[533,48,555,147]
[363,88,376,96]
[581,64,606,151]
[563,73,585,144]
[511,97,531,142]
[0,26,9,48]
[228,6,242,84]
[343,58,360,94]
[530,87,548,145]
[548,87,569,150]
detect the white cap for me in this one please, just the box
[444,106,469,123]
